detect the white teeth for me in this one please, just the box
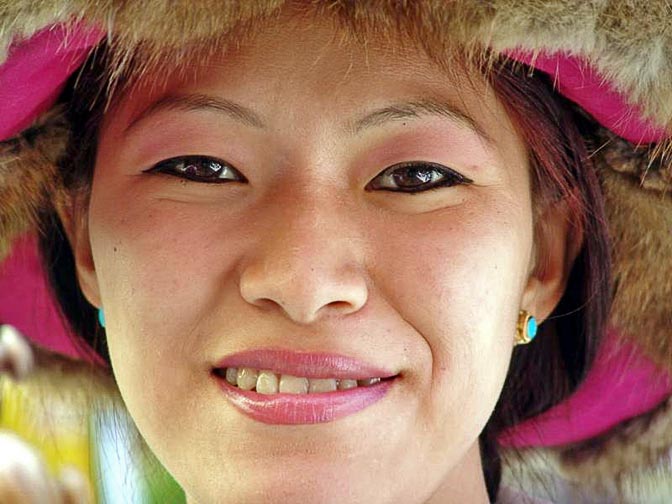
[279,374,309,394]
[219,367,387,393]
[308,378,337,393]
[357,377,381,387]
[237,368,258,390]
[225,367,238,385]
[337,379,358,390]
[256,370,279,394]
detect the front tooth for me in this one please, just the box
[279,374,309,394]
[337,379,358,390]
[237,368,258,390]
[309,378,337,393]
[256,370,279,394]
[225,367,238,385]
[357,377,381,387]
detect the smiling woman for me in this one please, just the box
[2,1,671,503]
[37,9,607,503]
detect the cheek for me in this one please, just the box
[89,196,263,464]
[87,196,242,416]
[373,195,532,434]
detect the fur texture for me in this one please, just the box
[598,150,672,370]
[1,1,672,125]
[0,107,68,262]
[502,397,672,501]
[1,0,671,497]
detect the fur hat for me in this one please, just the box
[1,1,671,499]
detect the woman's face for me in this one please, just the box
[70,12,555,504]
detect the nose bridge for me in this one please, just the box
[238,188,369,325]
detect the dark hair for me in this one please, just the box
[37,44,611,502]
[480,61,612,498]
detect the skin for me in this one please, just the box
[60,9,577,504]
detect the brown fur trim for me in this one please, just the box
[502,446,672,502]
[597,164,672,372]
[596,128,671,195]
[501,447,615,502]
[0,2,77,61]
[502,397,672,500]
[503,399,672,503]
[0,107,68,262]
[1,1,672,128]
[559,396,672,490]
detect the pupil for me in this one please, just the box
[184,163,200,176]
[182,159,221,178]
[394,167,432,187]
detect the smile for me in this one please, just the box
[214,367,385,394]
[211,349,399,424]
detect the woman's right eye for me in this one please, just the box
[143,156,248,184]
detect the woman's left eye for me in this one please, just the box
[143,156,247,184]
[365,162,473,193]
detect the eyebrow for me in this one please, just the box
[125,94,265,134]
[124,93,492,144]
[347,98,492,142]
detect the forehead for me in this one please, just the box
[101,10,520,162]
[112,12,483,111]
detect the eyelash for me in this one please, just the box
[143,155,473,193]
[367,161,473,193]
[143,156,248,184]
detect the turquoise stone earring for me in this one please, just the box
[514,310,537,346]
[98,308,106,328]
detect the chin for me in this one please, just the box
[181,460,395,504]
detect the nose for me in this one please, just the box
[238,196,369,325]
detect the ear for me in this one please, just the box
[54,191,102,308]
[521,198,583,324]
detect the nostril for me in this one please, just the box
[315,300,361,320]
[325,301,353,310]
[250,298,283,311]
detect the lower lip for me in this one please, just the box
[214,375,397,425]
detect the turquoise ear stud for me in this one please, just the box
[98,308,106,328]
[514,310,537,346]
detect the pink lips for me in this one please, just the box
[212,349,398,425]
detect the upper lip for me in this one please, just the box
[212,348,398,380]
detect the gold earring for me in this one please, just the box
[514,310,538,346]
